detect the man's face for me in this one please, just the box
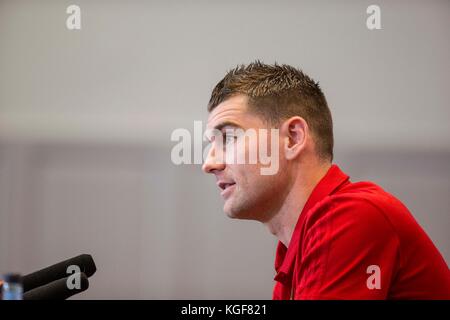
[202,95,289,222]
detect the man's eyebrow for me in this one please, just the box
[213,121,243,131]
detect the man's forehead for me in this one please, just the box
[207,95,249,130]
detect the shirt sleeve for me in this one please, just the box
[294,197,401,299]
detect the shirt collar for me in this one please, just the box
[274,164,350,284]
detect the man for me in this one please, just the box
[202,61,450,299]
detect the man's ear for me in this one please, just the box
[280,117,308,160]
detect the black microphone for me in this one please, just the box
[22,254,96,292]
[23,273,89,300]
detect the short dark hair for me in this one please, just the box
[208,61,334,161]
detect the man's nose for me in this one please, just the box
[202,144,226,174]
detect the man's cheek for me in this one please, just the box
[259,129,280,176]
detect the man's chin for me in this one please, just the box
[223,203,254,220]
[225,212,250,220]
[223,203,242,219]
[224,210,242,219]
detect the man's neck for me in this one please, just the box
[264,161,332,248]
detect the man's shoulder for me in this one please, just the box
[300,180,405,271]
[327,179,410,218]
[335,180,399,205]
[305,179,412,235]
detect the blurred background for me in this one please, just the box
[0,0,449,299]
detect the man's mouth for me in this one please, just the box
[217,181,236,198]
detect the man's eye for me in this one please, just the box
[224,135,237,144]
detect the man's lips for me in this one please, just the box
[217,181,236,190]
[217,181,236,198]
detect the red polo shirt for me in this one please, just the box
[273,164,450,299]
